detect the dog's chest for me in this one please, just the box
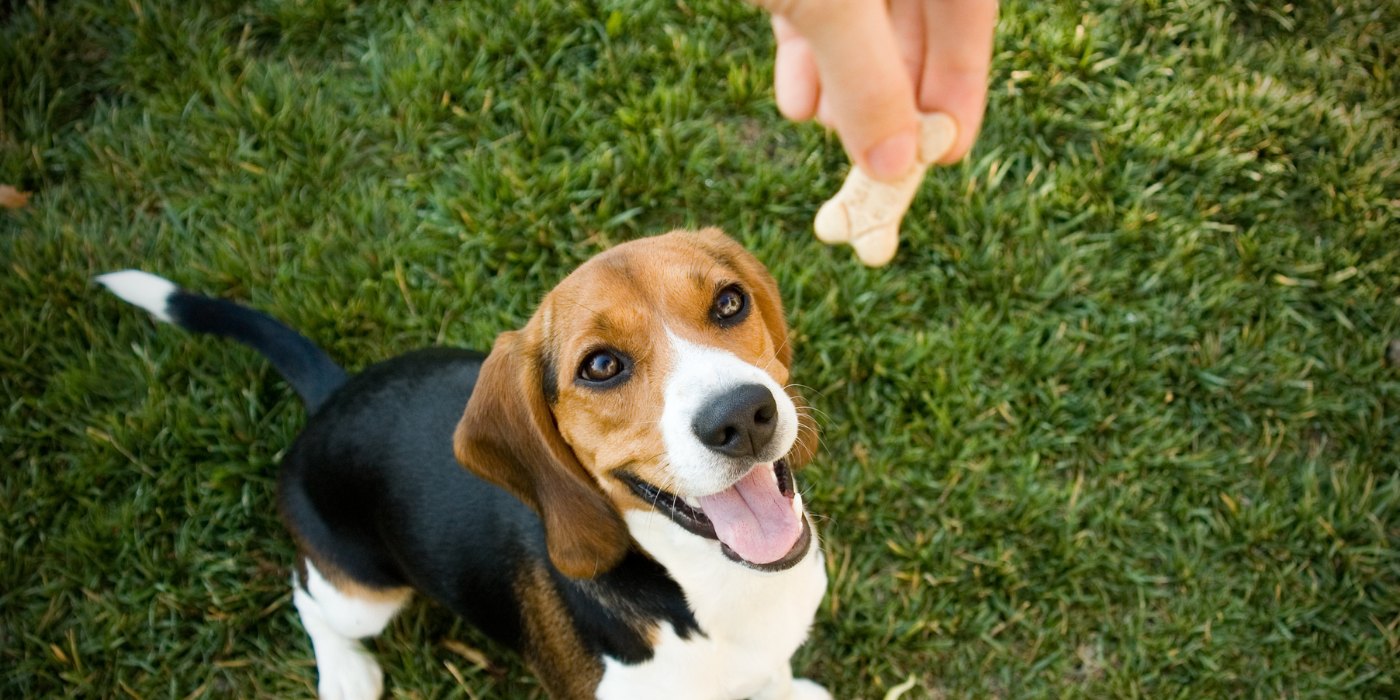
[594,511,827,700]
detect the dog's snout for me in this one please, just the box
[692,383,778,459]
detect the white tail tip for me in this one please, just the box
[96,270,178,323]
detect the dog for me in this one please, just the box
[98,229,832,700]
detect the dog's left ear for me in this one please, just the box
[454,328,630,578]
[690,228,820,469]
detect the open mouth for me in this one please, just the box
[619,460,811,572]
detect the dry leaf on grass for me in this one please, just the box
[883,675,920,700]
[0,185,32,210]
[441,639,503,677]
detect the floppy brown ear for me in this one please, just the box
[453,328,630,578]
[689,229,820,468]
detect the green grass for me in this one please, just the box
[2,0,1398,697]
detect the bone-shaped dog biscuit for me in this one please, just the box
[814,112,958,267]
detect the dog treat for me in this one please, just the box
[814,112,958,267]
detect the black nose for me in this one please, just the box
[692,384,778,458]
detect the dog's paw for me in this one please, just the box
[316,642,383,700]
[790,678,833,700]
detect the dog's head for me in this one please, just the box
[454,229,818,578]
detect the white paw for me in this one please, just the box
[316,642,384,700]
[791,678,833,700]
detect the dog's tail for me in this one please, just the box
[97,270,350,413]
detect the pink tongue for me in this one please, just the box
[696,465,802,564]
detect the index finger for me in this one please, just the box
[754,0,921,181]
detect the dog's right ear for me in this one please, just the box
[454,329,630,579]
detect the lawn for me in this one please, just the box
[2,0,1398,698]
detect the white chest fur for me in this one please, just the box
[595,508,828,700]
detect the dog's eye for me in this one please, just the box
[579,351,622,381]
[712,285,747,324]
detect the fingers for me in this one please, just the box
[757,0,994,172]
[771,16,820,121]
[918,0,997,162]
[889,0,926,87]
[766,0,921,182]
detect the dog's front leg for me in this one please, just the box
[750,666,833,700]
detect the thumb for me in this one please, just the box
[762,0,920,181]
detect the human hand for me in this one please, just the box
[753,0,996,182]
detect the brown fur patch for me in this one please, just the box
[454,328,631,579]
[515,562,605,699]
[296,547,413,604]
[785,385,821,471]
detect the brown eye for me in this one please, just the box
[580,351,622,381]
[713,285,746,321]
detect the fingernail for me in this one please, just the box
[865,130,917,181]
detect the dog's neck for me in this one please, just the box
[622,505,825,640]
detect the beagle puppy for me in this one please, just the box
[98,230,832,700]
